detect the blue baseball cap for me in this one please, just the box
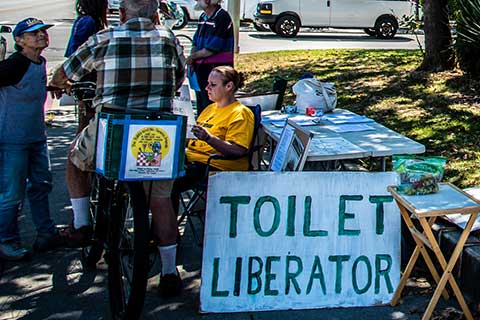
[13,18,53,38]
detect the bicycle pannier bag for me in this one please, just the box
[96,112,187,181]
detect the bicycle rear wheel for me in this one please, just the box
[82,174,107,268]
[106,181,150,320]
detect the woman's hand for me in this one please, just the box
[191,125,247,158]
[186,55,194,65]
[191,125,212,142]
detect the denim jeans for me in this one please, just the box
[0,141,55,243]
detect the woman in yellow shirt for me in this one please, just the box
[160,67,254,295]
[175,65,255,193]
[187,65,255,171]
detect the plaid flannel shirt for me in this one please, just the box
[63,18,186,111]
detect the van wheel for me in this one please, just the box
[172,7,189,30]
[374,16,398,39]
[275,15,300,38]
[363,28,376,37]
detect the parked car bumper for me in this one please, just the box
[254,14,277,25]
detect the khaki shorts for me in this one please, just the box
[142,180,174,198]
[69,115,98,172]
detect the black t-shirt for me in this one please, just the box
[0,52,33,87]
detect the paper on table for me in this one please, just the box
[289,115,320,126]
[262,113,289,123]
[444,187,480,231]
[271,121,286,128]
[270,127,284,136]
[263,113,318,126]
[324,124,374,133]
[443,213,480,232]
[321,111,374,124]
[309,137,366,156]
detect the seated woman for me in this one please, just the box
[158,66,254,296]
[189,66,254,168]
[175,65,255,192]
[172,65,255,201]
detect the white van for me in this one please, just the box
[254,0,418,38]
[173,0,260,30]
[224,0,259,21]
[225,0,271,31]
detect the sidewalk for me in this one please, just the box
[0,106,458,320]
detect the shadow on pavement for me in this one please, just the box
[248,33,414,43]
[0,249,107,319]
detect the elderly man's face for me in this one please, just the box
[16,28,49,51]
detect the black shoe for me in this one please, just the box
[33,230,65,252]
[60,225,92,248]
[158,272,182,299]
[0,240,30,261]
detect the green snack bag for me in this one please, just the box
[393,155,447,195]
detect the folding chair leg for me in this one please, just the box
[186,214,202,246]
[177,190,206,247]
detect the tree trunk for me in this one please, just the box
[417,0,455,71]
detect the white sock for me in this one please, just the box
[71,197,90,229]
[158,244,177,275]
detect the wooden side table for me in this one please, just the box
[388,183,480,320]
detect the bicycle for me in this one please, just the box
[49,83,157,319]
[97,110,185,319]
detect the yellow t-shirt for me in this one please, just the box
[186,101,254,171]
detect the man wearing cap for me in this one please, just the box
[0,18,64,260]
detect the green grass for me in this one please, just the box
[237,49,480,188]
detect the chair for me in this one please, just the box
[176,104,263,246]
[236,78,287,168]
[236,77,287,111]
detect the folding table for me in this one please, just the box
[261,109,425,170]
[388,183,480,320]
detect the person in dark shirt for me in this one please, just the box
[65,0,108,132]
[65,0,108,58]
[186,0,234,115]
[0,18,64,261]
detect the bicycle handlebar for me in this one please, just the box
[47,81,97,102]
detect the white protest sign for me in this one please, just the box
[200,171,400,313]
[173,84,196,139]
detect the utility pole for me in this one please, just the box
[226,0,240,54]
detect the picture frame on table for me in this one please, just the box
[269,119,313,172]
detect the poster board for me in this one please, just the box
[269,120,313,171]
[173,84,196,139]
[95,113,186,181]
[200,171,400,313]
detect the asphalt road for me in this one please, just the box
[0,0,424,66]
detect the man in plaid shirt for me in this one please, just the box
[50,0,186,298]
